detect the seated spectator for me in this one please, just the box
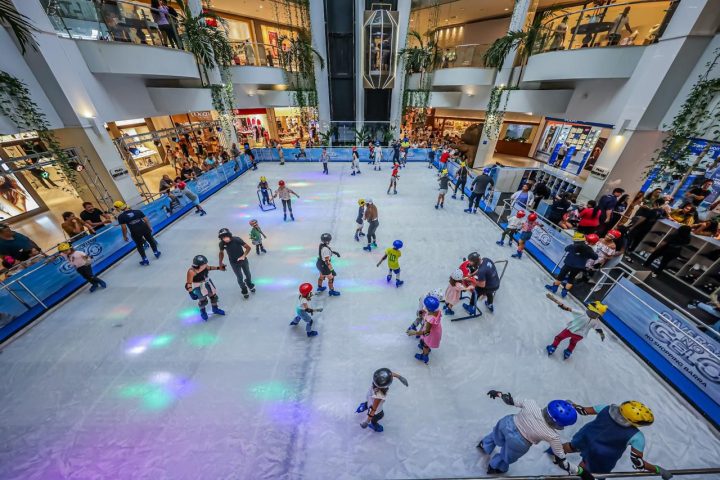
[692,219,719,238]
[61,212,94,239]
[180,161,196,181]
[79,202,112,231]
[0,223,42,261]
[669,202,697,226]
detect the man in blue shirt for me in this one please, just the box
[116,201,161,266]
[597,188,624,236]
[0,223,41,261]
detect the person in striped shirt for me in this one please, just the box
[478,390,593,479]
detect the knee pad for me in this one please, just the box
[209,294,219,304]
[393,269,400,274]
[199,297,209,307]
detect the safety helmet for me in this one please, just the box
[113,200,127,209]
[482,168,491,175]
[58,242,71,253]
[278,180,285,187]
[544,400,578,429]
[516,210,526,218]
[299,282,313,297]
[260,176,267,182]
[352,146,357,151]
[358,198,365,206]
[573,232,586,242]
[366,198,373,204]
[423,294,441,312]
[218,228,232,239]
[177,181,187,190]
[321,233,332,244]
[608,229,622,239]
[373,368,393,388]
[393,240,403,250]
[451,268,464,281]
[528,213,538,222]
[441,169,448,175]
[460,161,466,167]
[375,141,380,146]
[467,252,480,263]
[585,233,600,245]
[249,219,258,226]
[619,401,654,426]
[586,300,608,317]
[192,255,208,268]
[429,288,444,302]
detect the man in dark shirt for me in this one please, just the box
[464,257,501,316]
[546,237,599,297]
[465,170,495,214]
[532,181,551,209]
[79,202,112,231]
[685,179,713,207]
[180,162,196,181]
[158,174,174,194]
[116,201,160,265]
[452,162,469,200]
[625,199,666,252]
[597,187,625,236]
[0,223,41,261]
[218,227,255,299]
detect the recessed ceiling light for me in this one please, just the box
[504,8,509,11]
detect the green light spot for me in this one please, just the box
[254,277,274,286]
[189,332,218,347]
[250,381,294,401]
[143,388,173,410]
[119,384,151,398]
[283,245,304,251]
[178,307,198,319]
[151,334,173,347]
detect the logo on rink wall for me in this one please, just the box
[58,239,104,275]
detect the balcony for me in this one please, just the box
[229,42,288,87]
[407,44,495,90]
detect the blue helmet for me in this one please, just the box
[423,295,440,312]
[482,167,492,175]
[375,141,380,146]
[393,240,403,250]
[545,400,578,428]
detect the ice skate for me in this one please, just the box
[371,242,377,248]
[290,316,301,325]
[546,345,556,356]
[212,306,225,316]
[316,286,327,293]
[307,330,318,337]
[367,423,383,432]
[290,213,295,221]
[463,303,481,316]
[443,305,454,315]
[351,171,356,176]
[363,245,372,252]
[261,247,267,253]
[249,284,256,293]
[434,204,439,209]
[563,349,573,360]
[283,212,287,221]
[328,289,341,296]
[395,279,404,288]
[496,240,504,246]
[98,279,107,288]
[359,232,365,237]
[414,353,429,364]
[386,274,392,283]
[511,251,522,259]
[139,258,150,266]
[560,288,569,298]
[451,194,456,199]
[484,300,494,312]
[89,284,98,293]
[545,284,559,293]
[354,232,360,242]
[200,308,208,321]
[464,208,472,213]
[242,291,249,299]
[153,251,161,259]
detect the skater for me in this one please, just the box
[363,198,379,251]
[316,233,341,296]
[291,282,321,337]
[436,169,449,209]
[463,256,501,315]
[277,142,285,165]
[373,142,382,170]
[387,163,399,195]
[356,368,409,433]
[479,391,588,478]
[185,254,226,321]
[452,161,468,200]
[58,242,106,292]
[175,180,206,215]
[497,210,525,247]
[511,212,544,259]
[400,146,408,167]
[406,288,444,334]
[115,201,161,266]
[249,219,267,254]
[443,269,473,315]
[354,198,366,241]
[465,168,494,213]
[558,400,672,479]
[321,147,329,174]
[376,239,404,287]
[368,141,375,165]
[406,294,442,364]
[545,295,606,359]
[257,176,271,205]
[350,146,361,175]
[392,140,400,165]
[244,141,257,170]
[546,234,599,297]
[427,147,436,169]
[217,228,256,299]
[273,180,299,221]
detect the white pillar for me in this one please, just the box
[309,0,331,129]
[389,0,412,135]
[355,0,366,127]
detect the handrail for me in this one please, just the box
[539,0,674,28]
[425,467,720,479]
[229,41,289,68]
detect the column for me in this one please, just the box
[389,0,412,136]
[309,0,331,129]
[354,0,365,127]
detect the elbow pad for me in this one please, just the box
[631,451,644,470]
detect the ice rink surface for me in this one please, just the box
[1,162,719,480]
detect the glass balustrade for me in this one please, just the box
[435,44,490,69]
[229,42,290,69]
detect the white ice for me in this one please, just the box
[1,163,719,480]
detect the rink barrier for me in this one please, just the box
[0,158,256,345]
[253,146,434,163]
[436,467,720,479]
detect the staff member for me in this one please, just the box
[463,256,500,316]
[217,227,255,299]
[116,201,161,266]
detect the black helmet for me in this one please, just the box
[321,233,332,243]
[193,255,208,267]
[218,228,232,239]
[372,368,393,388]
[468,252,480,263]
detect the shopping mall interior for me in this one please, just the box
[1,0,720,479]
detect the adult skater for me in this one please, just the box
[557,401,672,479]
[407,293,442,364]
[273,180,300,221]
[218,227,255,299]
[363,199,379,251]
[452,161,468,200]
[545,295,606,359]
[497,210,525,247]
[355,198,366,241]
[376,239,403,287]
[479,391,590,478]
[291,282,321,337]
[435,169,449,209]
[546,234,599,297]
[387,163,399,195]
[351,146,361,175]
[373,142,382,171]
[258,176,271,205]
[115,201,161,266]
[321,147,329,174]
[463,255,501,315]
[58,242,107,292]
[356,368,409,433]
[427,147,436,169]
[185,254,226,321]
[392,140,400,165]
[175,180,206,216]
[244,141,257,170]
[465,168,494,214]
[316,233,341,296]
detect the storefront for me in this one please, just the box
[496,121,540,157]
[534,118,611,176]
[272,107,317,145]
[233,108,271,147]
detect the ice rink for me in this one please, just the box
[1,162,719,480]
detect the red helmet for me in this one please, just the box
[585,233,600,245]
[177,181,187,189]
[608,229,622,239]
[352,146,357,151]
[278,180,285,187]
[299,283,313,297]
[528,213,538,222]
[516,210,526,218]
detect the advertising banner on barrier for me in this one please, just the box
[509,204,572,268]
[603,277,720,405]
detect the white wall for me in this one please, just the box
[562,79,632,127]
[436,17,510,48]
[522,47,644,82]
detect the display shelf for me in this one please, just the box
[534,165,584,199]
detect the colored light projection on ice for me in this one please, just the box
[125,334,174,356]
[248,381,308,424]
[118,372,194,411]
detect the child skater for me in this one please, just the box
[497,210,525,247]
[185,254,226,321]
[400,146,407,167]
[249,219,267,254]
[545,295,606,360]
[321,147,330,174]
[58,242,107,292]
[273,180,300,221]
[316,233,341,296]
[351,146,361,176]
[376,240,403,287]
[368,141,375,165]
[355,198,366,241]
[355,368,409,433]
[406,289,444,335]
[291,282,321,337]
[436,169,450,209]
[257,176,271,205]
[407,294,442,364]
[373,142,382,171]
[443,268,474,315]
[387,163,399,195]
[511,212,545,259]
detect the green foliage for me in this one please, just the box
[483,30,527,69]
[483,85,514,142]
[398,30,439,74]
[0,0,36,54]
[175,0,233,69]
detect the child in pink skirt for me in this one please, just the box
[443,268,474,315]
[407,294,442,364]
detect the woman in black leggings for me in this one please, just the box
[643,225,691,275]
[363,199,379,252]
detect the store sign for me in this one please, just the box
[590,165,609,179]
[603,278,720,406]
[109,167,129,179]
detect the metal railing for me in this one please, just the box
[229,41,292,69]
[531,0,677,55]
[435,43,490,69]
[435,468,720,479]
[41,0,185,50]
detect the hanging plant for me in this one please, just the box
[483,85,515,141]
[399,28,439,122]
[0,0,37,54]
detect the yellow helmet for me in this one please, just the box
[58,242,71,252]
[573,232,586,242]
[113,200,127,209]
[586,301,608,316]
[460,161,466,167]
[358,198,365,206]
[442,169,448,175]
[260,176,267,182]
[619,401,654,426]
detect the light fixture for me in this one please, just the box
[504,7,509,11]
[526,112,533,115]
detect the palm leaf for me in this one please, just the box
[0,0,36,54]
[483,30,527,69]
